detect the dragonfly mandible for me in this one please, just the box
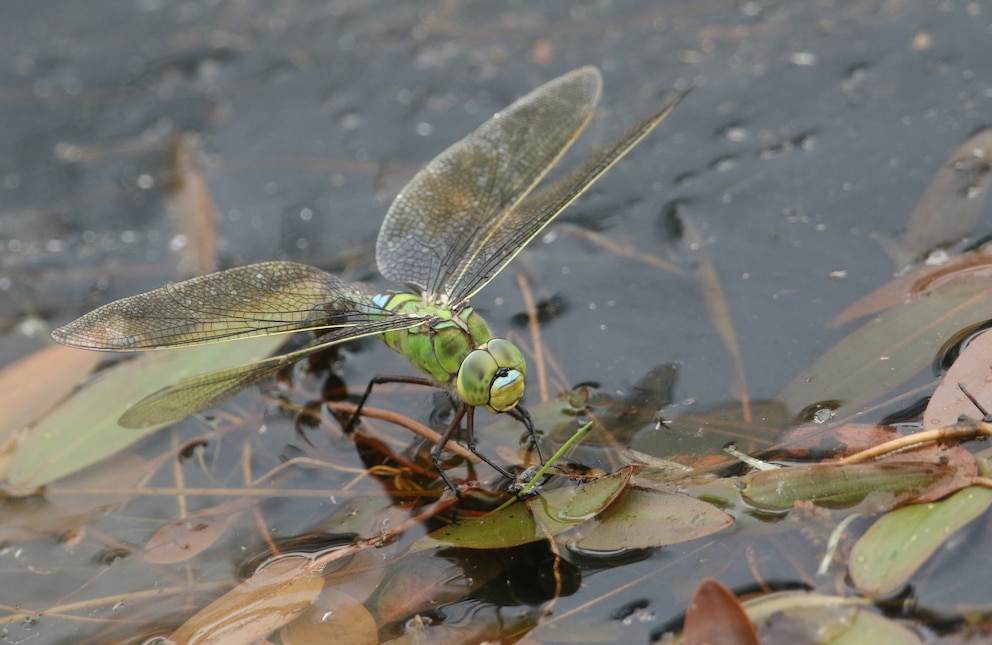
[52,66,686,493]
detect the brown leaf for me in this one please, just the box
[281,588,377,645]
[169,553,324,644]
[144,500,250,564]
[683,578,759,645]
[925,328,992,429]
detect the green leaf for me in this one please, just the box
[8,335,285,493]
[848,485,992,596]
[740,462,953,511]
[780,278,992,417]
[566,486,733,550]
[741,592,923,644]
[415,467,633,550]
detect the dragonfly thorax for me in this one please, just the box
[376,292,526,413]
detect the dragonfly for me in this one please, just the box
[52,66,686,492]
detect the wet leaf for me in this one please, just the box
[1,454,149,542]
[566,486,733,550]
[777,423,908,459]
[379,611,534,645]
[144,500,250,564]
[742,592,923,644]
[375,550,503,624]
[683,578,758,645]
[740,462,954,511]
[166,134,219,276]
[0,345,101,477]
[416,467,633,550]
[281,588,377,645]
[848,484,992,596]
[924,328,992,429]
[884,128,992,267]
[780,276,992,417]
[830,244,992,327]
[7,334,285,493]
[169,553,324,644]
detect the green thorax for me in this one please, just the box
[375,292,492,386]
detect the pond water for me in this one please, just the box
[2,1,991,643]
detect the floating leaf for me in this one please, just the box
[848,485,992,596]
[683,578,758,645]
[566,486,733,550]
[740,462,953,511]
[169,553,324,644]
[7,334,285,493]
[742,592,923,644]
[416,467,633,550]
[780,277,992,417]
[924,328,992,429]
[0,345,102,478]
[829,244,992,327]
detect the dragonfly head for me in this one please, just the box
[456,339,526,413]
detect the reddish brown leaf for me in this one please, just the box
[925,328,992,430]
[683,578,759,645]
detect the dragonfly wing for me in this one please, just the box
[52,261,384,351]
[119,313,428,427]
[451,89,689,301]
[376,66,602,298]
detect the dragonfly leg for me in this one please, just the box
[507,405,544,464]
[343,373,436,433]
[432,404,516,495]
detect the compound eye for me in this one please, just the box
[455,340,527,412]
[456,349,499,407]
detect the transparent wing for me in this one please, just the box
[52,261,391,350]
[451,89,689,301]
[118,316,426,428]
[376,66,602,300]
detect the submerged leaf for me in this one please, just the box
[374,550,503,623]
[169,553,324,644]
[885,128,992,267]
[144,501,250,565]
[281,588,377,645]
